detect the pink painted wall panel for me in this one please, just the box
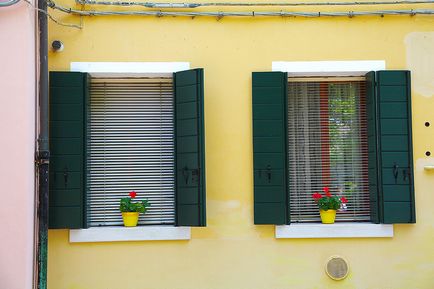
[0,3,36,289]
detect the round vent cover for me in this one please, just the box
[325,256,349,280]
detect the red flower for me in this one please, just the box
[312,192,322,200]
[129,191,137,198]
[323,187,332,197]
[340,197,348,203]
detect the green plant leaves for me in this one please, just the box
[317,196,341,210]
[119,197,150,213]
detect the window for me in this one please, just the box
[287,77,370,223]
[48,67,206,230]
[252,68,415,226]
[87,76,175,226]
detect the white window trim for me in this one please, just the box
[272,60,386,76]
[276,223,393,239]
[71,61,190,74]
[69,62,191,242]
[272,60,392,239]
[70,226,191,243]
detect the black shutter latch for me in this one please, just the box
[182,166,190,185]
[63,166,69,188]
[393,163,399,184]
[266,165,272,183]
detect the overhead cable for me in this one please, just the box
[49,3,434,18]
[76,0,434,9]
[23,0,82,28]
[0,0,20,7]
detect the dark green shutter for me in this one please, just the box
[252,72,289,225]
[174,69,206,226]
[366,71,380,223]
[49,72,87,229]
[366,70,415,224]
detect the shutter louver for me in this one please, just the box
[49,72,87,229]
[174,69,206,226]
[87,77,175,226]
[252,72,289,225]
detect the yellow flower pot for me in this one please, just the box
[122,212,139,227]
[320,209,337,224]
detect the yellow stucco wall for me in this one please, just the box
[48,2,434,288]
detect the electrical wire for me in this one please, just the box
[0,0,20,7]
[49,0,434,18]
[76,0,434,9]
[23,0,82,29]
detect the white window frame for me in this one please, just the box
[272,60,393,239]
[69,62,191,243]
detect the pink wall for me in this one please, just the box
[0,2,36,289]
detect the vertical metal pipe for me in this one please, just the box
[36,0,49,287]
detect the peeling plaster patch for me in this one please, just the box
[405,32,434,98]
[208,199,241,212]
[225,200,241,209]
[206,199,260,239]
[415,157,434,172]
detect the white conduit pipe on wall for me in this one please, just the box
[76,0,434,8]
[49,1,434,18]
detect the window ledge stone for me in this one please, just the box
[275,223,393,239]
[69,226,191,243]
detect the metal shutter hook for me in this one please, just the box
[393,163,399,184]
[182,166,190,185]
[63,166,69,188]
[266,165,272,183]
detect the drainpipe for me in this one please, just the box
[36,0,49,287]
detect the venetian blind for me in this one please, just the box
[287,77,370,223]
[87,77,175,226]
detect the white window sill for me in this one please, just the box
[275,223,393,239]
[69,226,191,243]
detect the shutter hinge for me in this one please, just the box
[35,150,50,165]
